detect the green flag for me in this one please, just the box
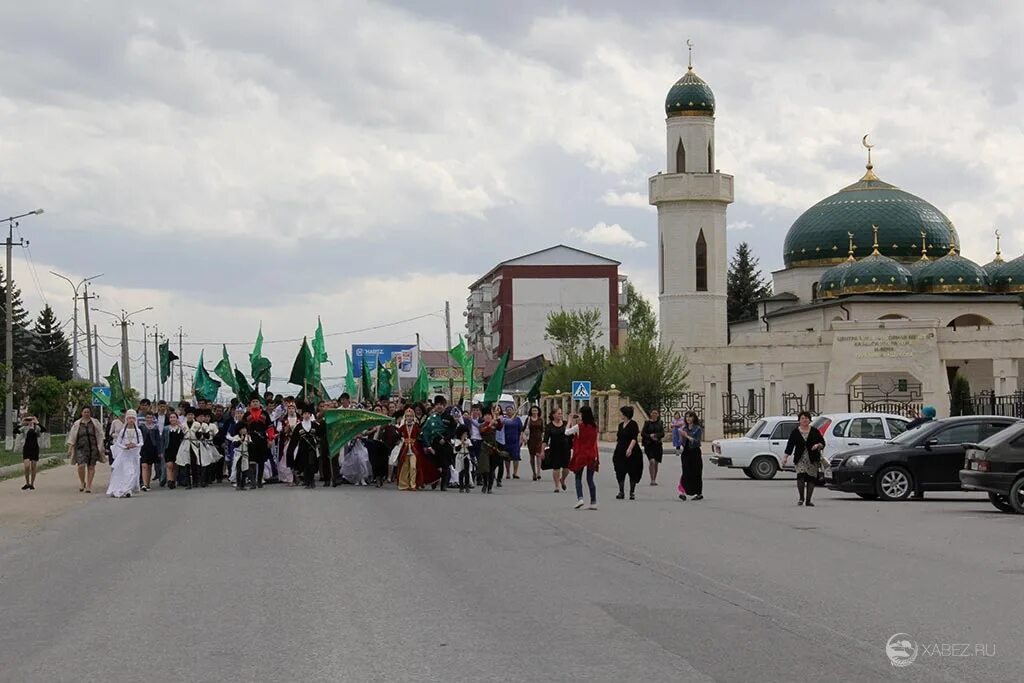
[409,354,430,403]
[233,366,256,404]
[465,354,476,396]
[249,325,272,386]
[323,409,393,456]
[526,368,545,403]
[297,382,329,407]
[483,350,509,404]
[158,341,178,384]
[361,356,374,402]
[193,351,222,402]
[289,337,317,388]
[97,362,128,417]
[312,317,331,372]
[344,350,358,397]
[213,345,239,393]
[376,360,393,399]
[449,335,468,371]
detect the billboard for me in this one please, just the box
[352,344,418,378]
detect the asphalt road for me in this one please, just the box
[0,454,1021,683]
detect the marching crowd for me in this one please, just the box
[18,392,707,509]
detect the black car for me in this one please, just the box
[961,421,1024,514]
[828,416,1020,501]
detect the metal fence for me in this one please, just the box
[722,389,765,437]
[950,391,1024,418]
[660,392,705,420]
[848,382,923,418]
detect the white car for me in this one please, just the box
[709,412,912,480]
[811,412,911,456]
[709,416,801,480]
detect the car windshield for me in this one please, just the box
[744,420,766,439]
[888,423,936,445]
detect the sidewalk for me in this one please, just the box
[0,461,111,545]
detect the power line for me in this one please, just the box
[15,225,48,308]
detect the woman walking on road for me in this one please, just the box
[542,407,572,492]
[67,406,104,493]
[107,410,142,499]
[525,406,544,481]
[567,405,599,509]
[17,415,44,491]
[782,411,826,507]
[678,411,704,501]
[613,406,641,500]
[642,409,665,486]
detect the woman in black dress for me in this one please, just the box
[613,406,642,500]
[542,407,572,493]
[18,415,44,491]
[641,408,665,486]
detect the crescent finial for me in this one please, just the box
[686,39,694,69]
[862,133,874,150]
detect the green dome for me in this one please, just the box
[783,172,959,268]
[990,255,1024,292]
[665,68,715,117]
[916,251,989,293]
[905,254,932,273]
[983,255,1008,282]
[818,258,855,299]
[839,252,914,295]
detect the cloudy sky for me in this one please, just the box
[1,0,1021,396]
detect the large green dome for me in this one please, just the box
[916,250,989,293]
[839,252,914,295]
[990,255,1024,292]
[783,172,959,268]
[665,68,715,117]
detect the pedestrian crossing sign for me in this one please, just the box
[571,381,591,400]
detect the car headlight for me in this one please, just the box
[843,454,868,467]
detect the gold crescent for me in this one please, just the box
[686,39,694,48]
[995,229,1002,238]
[862,134,874,150]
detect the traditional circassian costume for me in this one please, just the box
[395,421,440,491]
[292,417,321,489]
[175,415,203,489]
[245,405,274,488]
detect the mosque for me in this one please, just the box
[651,51,1024,438]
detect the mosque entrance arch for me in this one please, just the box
[846,372,923,417]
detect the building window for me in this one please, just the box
[707,141,713,172]
[659,232,664,294]
[695,230,708,292]
[676,138,685,173]
[811,281,819,300]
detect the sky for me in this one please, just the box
[1,0,1021,396]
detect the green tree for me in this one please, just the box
[544,309,602,361]
[30,305,73,381]
[0,265,34,370]
[621,281,657,347]
[28,375,64,424]
[607,342,689,413]
[949,374,973,416]
[63,379,93,427]
[727,242,771,322]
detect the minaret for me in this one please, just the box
[650,43,734,353]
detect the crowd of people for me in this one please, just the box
[44,391,709,508]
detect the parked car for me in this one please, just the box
[828,416,1020,501]
[812,413,911,455]
[710,416,797,479]
[960,421,1024,514]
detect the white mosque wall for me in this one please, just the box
[771,266,829,304]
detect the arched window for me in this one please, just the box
[707,141,714,172]
[676,138,686,173]
[695,230,708,292]
[947,314,993,330]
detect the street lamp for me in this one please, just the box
[50,272,103,382]
[3,208,44,449]
[93,306,154,392]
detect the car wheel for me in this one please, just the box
[856,492,878,500]
[875,466,913,501]
[1010,478,1024,514]
[749,456,778,480]
[988,492,1016,514]
[742,467,754,479]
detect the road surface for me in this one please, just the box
[0,457,1020,682]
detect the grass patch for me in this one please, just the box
[0,444,67,468]
[0,455,65,481]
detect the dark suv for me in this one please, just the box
[961,421,1024,514]
[828,416,1019,501]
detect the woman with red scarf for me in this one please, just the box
[567,405,600,509]
[395,407,440,490]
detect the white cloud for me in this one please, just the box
[601,190,654,210]
[570,222,647,248]
[727,220,754,231]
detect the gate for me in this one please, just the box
[661,392,705,419]
[721,389,765,437]
[848,381,922,417]
[950,391,1024,417]
[782,392,824,416]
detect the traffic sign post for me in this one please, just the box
[571,381,592,400]
[91,386,110,408]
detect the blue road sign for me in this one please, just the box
[571,381,592,400]
[91,386,110,407]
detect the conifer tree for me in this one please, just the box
[727,242,772,322]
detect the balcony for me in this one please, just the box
[649,172,734,205]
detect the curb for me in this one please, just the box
[0,455,65,479]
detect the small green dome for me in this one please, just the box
[839,252,914,295]
[665,68,715,117]
[819,258,855,299]
[916,251,989,293]
[783,173,959,268]
[905,254,932,273]
[984,255,1008,282]
[990,255,1024,292]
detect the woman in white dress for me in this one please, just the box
[107,410,143,498]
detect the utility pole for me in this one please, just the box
[177,327,186,401]
[49,273,102,382]
[82,283,98,383]
[141,322,149,400]
[3,208,43,448]
[152,325,161,402]
[93,325,99,384]
[94,307,153,393]
[445,300,454,401]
